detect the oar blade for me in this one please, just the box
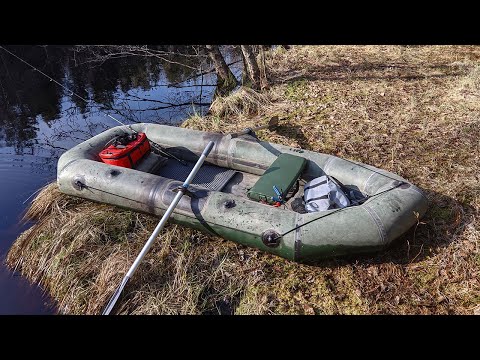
[102,275,130,315]
[268,115,279,127]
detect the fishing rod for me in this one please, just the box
[0,45,187,166]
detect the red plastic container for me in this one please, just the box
[99,132,151,168]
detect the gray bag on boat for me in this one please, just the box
[304,175,350,212]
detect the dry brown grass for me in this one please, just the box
[208,86,272,118]
[6,45,480,314]
[7,183,262,314]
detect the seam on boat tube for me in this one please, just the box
[57,158,81,176]
[362,204,388,245]
[294,213,303,261]
[148,178,168,210]
[409,185,429,201]
[227,139,236,169]
[363,172,376,193]
[323,156,334,174]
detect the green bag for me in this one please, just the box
[247,153,307,204]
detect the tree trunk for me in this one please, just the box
[258,46,269,90]
[205,45,237,96]
[240,45,261,90]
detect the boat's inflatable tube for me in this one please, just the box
[57,124,428,262]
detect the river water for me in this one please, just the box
[0,45,241,314]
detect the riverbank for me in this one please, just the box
[7,45,480,314]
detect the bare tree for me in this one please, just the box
[258,46,269,90]
[205,45,238,96]
[76,45,270,96]
[240,45,262,90]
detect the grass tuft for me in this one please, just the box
[209,86,272,118]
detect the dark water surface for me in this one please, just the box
[0,45,241,314]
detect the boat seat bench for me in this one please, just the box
[247,153,307,204]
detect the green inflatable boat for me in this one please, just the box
[57,123,428,263]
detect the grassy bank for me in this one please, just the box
[7,45,480,314]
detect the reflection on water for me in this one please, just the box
[0,152,56,314]
[0,45,242,314]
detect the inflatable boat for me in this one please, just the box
[56,123,428,263]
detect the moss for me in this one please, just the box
[284,80,308,101]
[428,205,453,222]
[412,265,439,288]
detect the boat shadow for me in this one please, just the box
[306,187,477,267]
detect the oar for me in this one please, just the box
[229,116,280,138]
[102,141,215,315]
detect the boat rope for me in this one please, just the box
[72,180,165,209]
[0,45,187,166]
[74,176,405,243]
[275,180,406,241]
